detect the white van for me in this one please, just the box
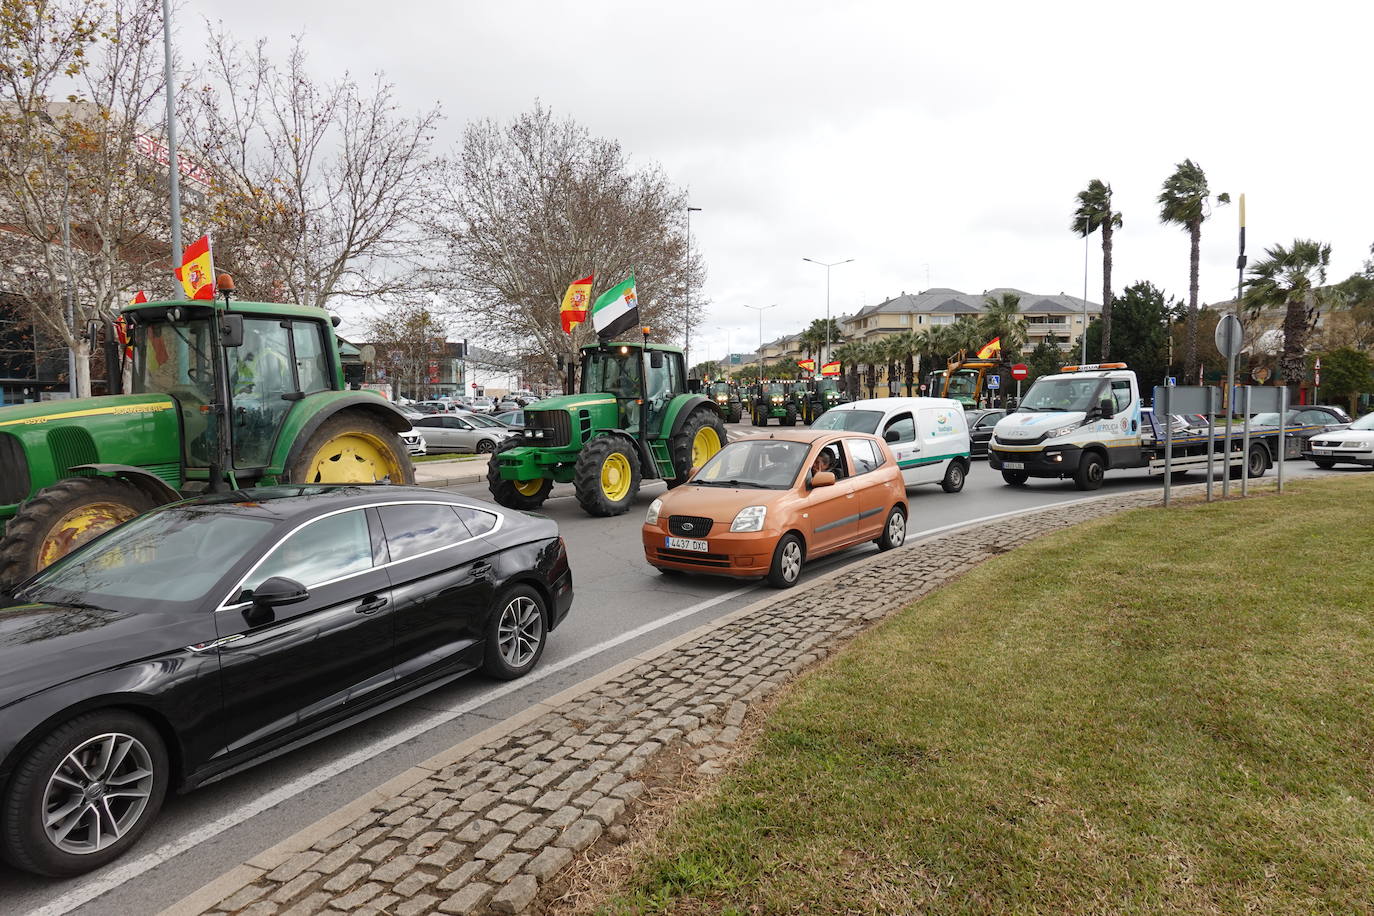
[812,397,971,492]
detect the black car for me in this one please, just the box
[0,486,572,877]
[967,409,1006,457]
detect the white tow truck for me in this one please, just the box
[987,363,1301,490]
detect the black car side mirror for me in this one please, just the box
[243,576,308,626]
[1099,397,1115,419]
[884,429,900,443]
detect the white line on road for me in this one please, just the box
[30,584,756,916]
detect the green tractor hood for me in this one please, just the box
[526,393,617,414]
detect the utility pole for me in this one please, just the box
[684,205,701,373]
[162,0,182,262]
[803,257,854,366]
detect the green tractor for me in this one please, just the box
[0,297,415,586]
[751,381,797,426]
[486,341,726,517]
[707,381,743,423]
[799,377,846,424]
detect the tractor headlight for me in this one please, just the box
[1048,423,1080,439]
[646,498,663,526]
[730,505,768,532]
[771,396,783,403]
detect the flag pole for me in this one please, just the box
[161,0,183,266]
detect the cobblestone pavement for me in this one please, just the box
[165,482,1232,916]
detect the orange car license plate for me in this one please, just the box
[665,536,709,552]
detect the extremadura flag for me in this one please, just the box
[591,273,639,339]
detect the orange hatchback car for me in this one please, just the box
[641,430,908,588]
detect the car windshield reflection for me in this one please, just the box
[692,440,809,489]
[20,509,276,611]
[811,409,882,433]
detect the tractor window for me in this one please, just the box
[582,348,642,399]
[228,319,296,468]
[292,322,330,394]
[132,319,218,466]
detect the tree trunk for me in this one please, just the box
[904,353,915,396]
[1100,221,1114,361]
[1280,295,1308,401]
[73,339,92,399]
[1183,220,1201,382]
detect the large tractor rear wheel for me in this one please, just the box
[487,438,553,510]
[286,412,415,485]
[667,408,728,488]
[0,477,161,586]
[574,436,641,517]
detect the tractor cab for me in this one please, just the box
[580,342,684,439]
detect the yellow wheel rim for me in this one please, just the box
[691,426,723,466]
[306,432,406,484]
[513,477,545,496]
[38,502,139,569]
[601,452,633,502]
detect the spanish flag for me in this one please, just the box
[976,337,1001,359]
[560,273,594,333]
[797,358,816,373]
[174,234,216,301]
[820,360,841,376]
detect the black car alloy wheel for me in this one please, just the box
[2,710,168,876]
[484,585,547,679]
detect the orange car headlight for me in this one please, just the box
[730,505,768,532]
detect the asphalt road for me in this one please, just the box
[5,426,1328,915]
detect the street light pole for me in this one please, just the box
[684,205,701,374]
[803,257,854,366]
[744,304,776,381]
[161,0,182,262]
[1081,215,1090,365]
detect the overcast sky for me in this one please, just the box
[203,0,1372,362]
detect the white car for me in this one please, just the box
[399,429,427,456]
[811,397,971,492]
[1303,411,1374,469]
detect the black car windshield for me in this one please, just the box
[692,440,809,489]
[20,509,275,611]
[1018,376,1106,412]
[812,409,882,433]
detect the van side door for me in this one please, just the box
[880,411,923,485]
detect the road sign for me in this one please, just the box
[986,375,1000,390]
[1214,314,1244,359]
[1252,366,1270,383]
[1010,363,1028,380]
[1166,376,1177,386]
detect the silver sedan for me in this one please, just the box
[412,412,514,454]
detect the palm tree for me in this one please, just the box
[892,330,926,395]
[1073,179,1122,360]
[805,317,845,364]
[979,292,1027,357]
[1245,239,1332,398]
[950,315,985,355]
[832,340,863,399]
[1158,160,1229,382]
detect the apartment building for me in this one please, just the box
[841,287,1101,349]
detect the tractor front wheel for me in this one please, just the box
[487,438,553,510]
[0,477,161,587]
[574,436,641,517]
[668,409,727,488]
[286,412,415,485]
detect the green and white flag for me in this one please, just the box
[591,273,639,339]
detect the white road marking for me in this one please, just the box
[30,584,757,916]
[29,489,1129,916]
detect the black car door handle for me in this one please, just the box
[356,595,388,615]
[472,561,493,579]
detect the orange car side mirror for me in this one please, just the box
[810,471,836,488]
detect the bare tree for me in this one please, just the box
[430,103,703,379]
[182,33,441,310]
[0,0,170,397]
[361,299,448,400]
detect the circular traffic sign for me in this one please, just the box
[1214,314,1244,359]
[1011,363,1028,380]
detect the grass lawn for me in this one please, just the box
[601,476,1374,915]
